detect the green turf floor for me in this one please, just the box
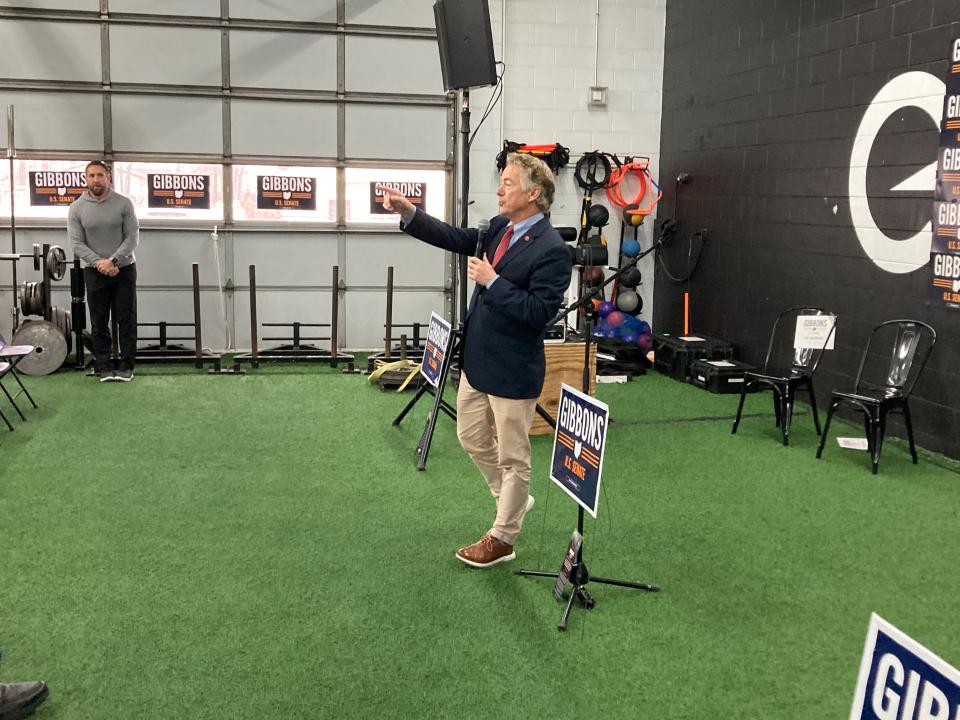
[1,366,958,719]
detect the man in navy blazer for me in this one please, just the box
[379,154,572,568]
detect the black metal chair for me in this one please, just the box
[0,334,38,423]
[732,307,837,446]
[816,320,936,474]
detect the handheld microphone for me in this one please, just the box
[475,219,490,259]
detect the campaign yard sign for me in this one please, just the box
[553,529,583,601]
[370,181,427,214]
[29,171,86,206]
[931,38,960,310]
[257,175,316,210]
[550,383,609,518]
[794,314,836,350]
[850,613,960,720]
[419,312,451,388]
[147,174,210,209]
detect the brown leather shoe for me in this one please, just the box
[456,533,515,568]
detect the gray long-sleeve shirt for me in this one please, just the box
[68,190,139,267]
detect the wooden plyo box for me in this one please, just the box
[530,342,597,436]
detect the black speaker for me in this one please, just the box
[433,0,497,91]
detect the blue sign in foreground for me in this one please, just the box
[419,312,451,388]
[850,613,960,720]
[550,383,609,518]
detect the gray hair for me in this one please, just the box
[506,153,555,213]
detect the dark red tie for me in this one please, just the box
[490,225,514,268]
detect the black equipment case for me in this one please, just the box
[689,358,755,394]
[653,334,734,382]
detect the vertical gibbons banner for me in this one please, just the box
[930,38,960,309]
[550,383,609,518]
[850,614,960,720]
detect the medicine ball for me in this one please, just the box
[620,266,641,288]
[616,289,640,313]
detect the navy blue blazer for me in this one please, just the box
[402,211,572,399]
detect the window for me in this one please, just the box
[232,164,336,223]
[0,161,9,220]
[0,159,225,223]
[0,161,447,226]
[9,159,88,220]
[113,162,224,222]
[345,167,447,225]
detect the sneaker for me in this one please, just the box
[456,533,515,568]
[0,680,49,720]
[98,370,115,383]
[115,368,134,382]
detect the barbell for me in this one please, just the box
[0,243,67,280]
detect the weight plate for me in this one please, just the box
[32,244,42,272]
[11,320,68,375]
[32,282,45,317]
[19,281,44,317]
[51,306,73,355]
[45,246,67,281]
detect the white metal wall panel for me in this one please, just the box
[343,233,446,287]
[0,21,101,82]
[133,231,222,287]
[232,233,339,288]
[111,95,222,154]
[230,31,337,91]
[227,0,338,22]
[231,100,338,158]
[110,0,221,15]
[0,91,103,150]
[110,26,221,86]
[39,287,231,353]
[0,0,96,9]
[344,104,446,161]
[137,289,229,351]
[47,287,71,312]
[344,36,442,95]
[344,1,436,28]
[344,290,445,349]
[233,290,334,350]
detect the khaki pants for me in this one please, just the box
[456,372,537,545]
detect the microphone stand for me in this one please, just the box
[456,90,471,325]
[515,238,662,631]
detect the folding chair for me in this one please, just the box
[0,334,38,423]
[816,320,936,474]
[0,362,14,431]
[731,307,837,446]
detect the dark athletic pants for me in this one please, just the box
[85,264,137,373]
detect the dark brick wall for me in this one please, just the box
[656,0,960,459]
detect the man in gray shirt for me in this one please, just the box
[68,160,139,382]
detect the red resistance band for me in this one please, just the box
[606,158,663,217]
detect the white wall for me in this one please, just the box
[469,0,666,326]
